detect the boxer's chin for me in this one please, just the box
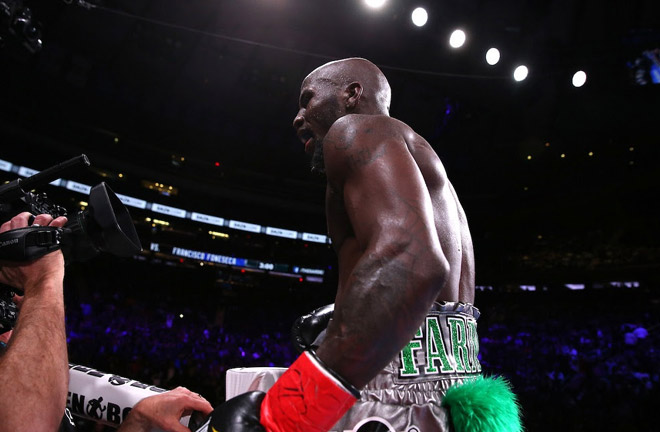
[310,140,326,175]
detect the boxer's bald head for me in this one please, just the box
[302,58,391,115]
[293,58,391,173]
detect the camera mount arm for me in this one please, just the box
[0,154,90,204]
[0,154,90,221]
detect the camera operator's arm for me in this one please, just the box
[0,212,68,432]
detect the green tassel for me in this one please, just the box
[441,376,523,432]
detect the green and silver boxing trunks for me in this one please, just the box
[327,301,482,432]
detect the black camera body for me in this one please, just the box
[0,288,18,334]
[0,154,142,334]
[0,0,42,53]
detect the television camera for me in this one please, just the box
[0,154,142,334]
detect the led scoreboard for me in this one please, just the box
[244,259,289,272]
[150,243,320,277]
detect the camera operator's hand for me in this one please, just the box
[0,212,67,295]
[0,212,70,432]
[117,387,214,432]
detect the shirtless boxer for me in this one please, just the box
[209,58,519,432]
[294,58,477,431]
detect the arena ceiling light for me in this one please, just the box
[572,70,587,87]
[411,7,428,27]
[513,65,528,81]
[486,48,500,65]
[364,0,386,9]
[449,29,466,48]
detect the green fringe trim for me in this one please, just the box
[441,376,523,432]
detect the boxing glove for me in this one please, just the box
[209,350,359,432]
[208,391,266,431]
[291,303,334,354]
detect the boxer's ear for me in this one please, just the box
[345,82,363,111]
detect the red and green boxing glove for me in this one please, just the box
[208,350,359,432]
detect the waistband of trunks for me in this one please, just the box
[430,301,480,320]
[360,375,481,404]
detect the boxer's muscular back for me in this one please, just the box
[326,115,475,306]
[402,122,475,304]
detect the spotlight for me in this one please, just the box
[411,7,428,27]
[449,29,466,48]
[572,70,587,87]
[513,65,528,81]
[364,0,386,9]
[486,48,500,65]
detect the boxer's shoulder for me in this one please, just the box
[324,115,409,176]
[328,114,402,139]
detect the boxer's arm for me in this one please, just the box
[319,116,450,388]
[0,213,68,432]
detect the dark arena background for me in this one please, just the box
[1,0,659,431]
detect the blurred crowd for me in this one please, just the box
[62,259,659,432]
[477,290,659,431]
[66,290,296,408]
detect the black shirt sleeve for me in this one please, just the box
[59,408,78,432]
